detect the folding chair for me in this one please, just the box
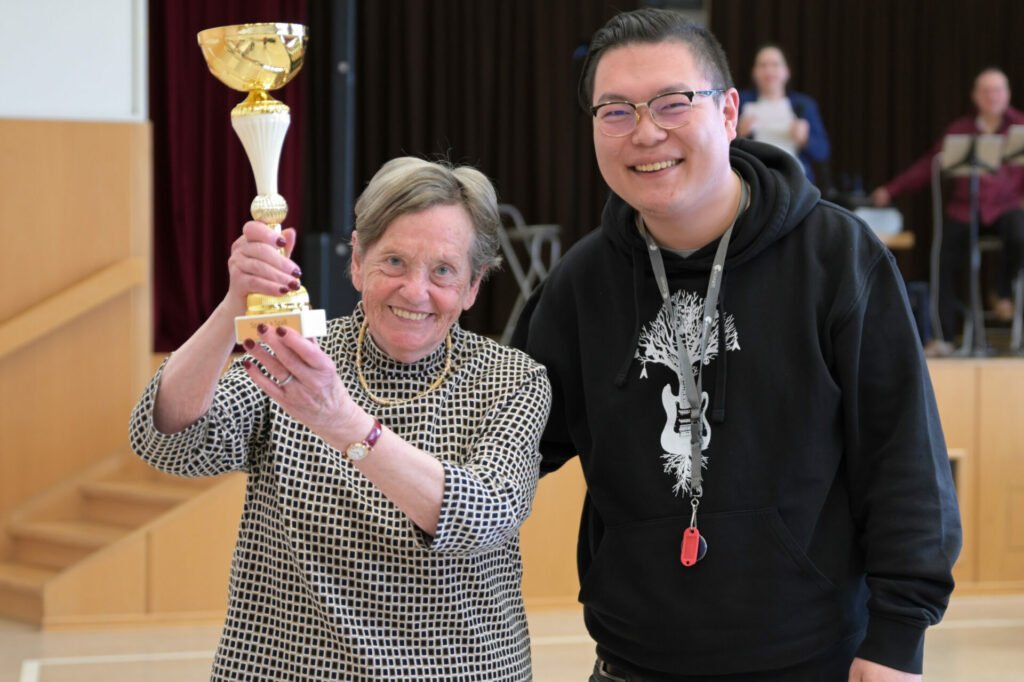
[496,204,561,344]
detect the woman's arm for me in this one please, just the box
[792,93,830,161]
[241,325,550,543]
[153,222,303,434]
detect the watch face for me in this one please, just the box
[346,443,369,461]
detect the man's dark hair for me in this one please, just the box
[577,8,734,112]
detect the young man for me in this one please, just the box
[514,9,960,681]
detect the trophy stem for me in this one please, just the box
[231,102,323,336]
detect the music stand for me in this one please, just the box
[937,133,1003,356]
[1005,125,1024,164]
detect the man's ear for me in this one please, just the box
[722,88,740,142]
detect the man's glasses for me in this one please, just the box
[590,90,726,137]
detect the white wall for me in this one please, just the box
[0,0,146,121]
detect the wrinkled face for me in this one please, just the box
[591,40,738,226]
[972,70,1010,119]
[751,46,789,95]
[351,204,482,363]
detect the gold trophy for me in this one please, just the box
[197,22,326,342]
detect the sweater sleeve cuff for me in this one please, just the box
[856,615,926,675]
[131,358,209,452]
[415,459,458,553]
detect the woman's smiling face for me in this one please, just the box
[351,203,482,363]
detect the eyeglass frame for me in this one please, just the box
[589,89,727,137]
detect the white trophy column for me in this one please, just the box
[231,111,291,229]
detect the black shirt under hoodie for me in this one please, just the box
[513,139,961,678]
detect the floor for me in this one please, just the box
[2,595,1022,681]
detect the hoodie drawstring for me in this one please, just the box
[711,278,728,424]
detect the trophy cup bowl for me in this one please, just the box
[197,23,325,343]
[197,23,307,93]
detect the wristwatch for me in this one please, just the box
[345,418,382,461]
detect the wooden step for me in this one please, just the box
[79,478,201,527]
[0,561,58,623]
[9,520,130,570]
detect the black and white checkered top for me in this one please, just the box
[129,306,552,681]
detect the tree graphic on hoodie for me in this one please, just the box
[635,290,740,496]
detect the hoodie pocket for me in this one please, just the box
[578,507,841,657]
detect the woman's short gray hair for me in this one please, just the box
[353,157,503,281]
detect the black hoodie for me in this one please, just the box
[513,139,961,677]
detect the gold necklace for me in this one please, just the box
[354,320,453,407]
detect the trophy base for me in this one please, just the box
[235,308,327,343]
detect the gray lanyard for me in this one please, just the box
[636,174,747,497]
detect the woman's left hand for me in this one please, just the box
[242,324,364,441]
[791,118,810,147]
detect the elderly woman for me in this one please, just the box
[129,157,551,680]
[737,43,830,182]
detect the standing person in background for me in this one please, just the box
[514,8,960,681]
[737,43,831,183]
[871,67,1024,355]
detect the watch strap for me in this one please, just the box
[363,418,382,450]
[345,418,382,461]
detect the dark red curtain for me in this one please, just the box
[150,0,308,351]
[710,0,1024,283]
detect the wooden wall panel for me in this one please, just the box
[46,536,148,626]
[146,475,246,617]
[977,361,1024,584]
[0,299,138,514]
[927,360,979,584]
[520,458,586,608]
[0,119,151,520]
[0,120,150,321]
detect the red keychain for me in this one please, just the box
[680,497,708,566]
[680,527,705,566]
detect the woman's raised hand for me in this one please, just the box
[225,221,303,315]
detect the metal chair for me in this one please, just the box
[496,204,561,344]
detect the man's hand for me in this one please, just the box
[849,657,922,682]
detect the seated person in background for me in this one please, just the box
[129,157,551,680]
[737,43,831,183]
[871,67,1024,352]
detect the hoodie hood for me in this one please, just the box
[603,137,821,389]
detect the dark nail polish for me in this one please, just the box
[288,280,301,291]
[243,338,255,350]
[243,359,252,369]
[279,286,290,294]
[257,323,268,334]
[276,237,287,247]
[291,268,303,278]
[275,326,287,337]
